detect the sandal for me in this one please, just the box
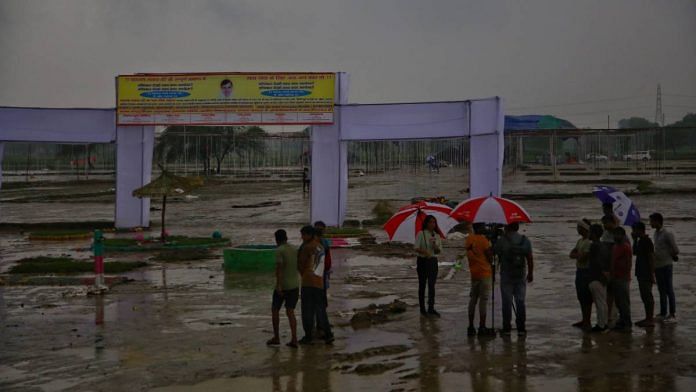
[286,341,298,349]
[266,338,280,346]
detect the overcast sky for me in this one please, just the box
[1,0,694,128]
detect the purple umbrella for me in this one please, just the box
[593,185,641,226]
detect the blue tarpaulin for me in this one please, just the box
[505,115,576,131]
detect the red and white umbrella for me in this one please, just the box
[383,202,459,243]
[449,195,532,224]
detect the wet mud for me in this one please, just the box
[2,167,696,391]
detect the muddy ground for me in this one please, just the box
[1,166,696,391]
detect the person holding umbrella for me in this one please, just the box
[450,195,533,334]
[415,215,443,318]
[494,222,534,336]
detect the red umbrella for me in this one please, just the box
[383,202,459,243]
[450,196,531,224]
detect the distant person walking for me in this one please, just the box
[302,168,310,194]
[570,219,593,330]
[297,226,334,344]
[587,224,609,332]
[632,221,656,327]
[610,227,633,331]
[494,222,534,336]
[650,213,680,323]
[465,223,494,336]
[426,155,439,173]
[415,215,442,317]
[267,230,300,348]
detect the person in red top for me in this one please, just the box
[611,227,633,331]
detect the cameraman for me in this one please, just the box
[494,222,534,336]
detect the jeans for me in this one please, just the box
[500,275,526,331]
[575,268,593,305]
[655,265,676,316]
[638,279,655,319]
[588,281,608,328]
[612,279,631,327]
[417,258,438,311]
[301,287,332,339]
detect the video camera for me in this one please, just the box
[475,223,505,246]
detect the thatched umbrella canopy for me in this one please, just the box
[132,169,204,240]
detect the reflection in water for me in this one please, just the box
[162,266,169,302]
[270,350,299,392]
[301,347,331,392]
[94,295,105,358]
[419,317,441,392]
[575,328,680,392]
[223,272,273,291]
[499,335,528,392]
[468,336,493,392]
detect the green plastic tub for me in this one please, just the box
[223,245,277,272]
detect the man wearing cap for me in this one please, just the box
[650,213,680,323]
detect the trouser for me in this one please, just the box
[612,279,631,327]
[655,265,676,316]
[588,280,608,328]
[638,279,655,319]
[606,280,618,326]
[575,268,593,306]
[315,288,329,332]
[301,287,332,339]
[417,258,438,311]
[500,276,526,331]
[468,277,491,325]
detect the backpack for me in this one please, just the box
[501,235,529,279]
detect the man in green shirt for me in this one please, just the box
[267,229,300,348]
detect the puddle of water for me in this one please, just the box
[151,373,398,392]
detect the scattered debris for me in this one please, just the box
[352,242,414,258]
[353,362,404,375]
[350,299,408,329]
[333,345,410,362]
[350,290,391,298]
[231,201,281,208]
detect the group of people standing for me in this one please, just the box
[267,221,334,348]
[413,202,680,338]
[267,204,680,347]
[571,205,680,332]
[415,216,534,337]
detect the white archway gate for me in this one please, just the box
[310,74,504,226]
[0,107,153,227]
[0,73,503,228]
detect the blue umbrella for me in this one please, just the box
[593,185,641,226]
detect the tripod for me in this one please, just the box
[490,254,497,334]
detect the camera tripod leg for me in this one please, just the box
[491,259,496,333]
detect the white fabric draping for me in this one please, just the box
[311,96,504,226]
[115,126,154,228]
[339,101,468,141]
[0,107,116,143]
